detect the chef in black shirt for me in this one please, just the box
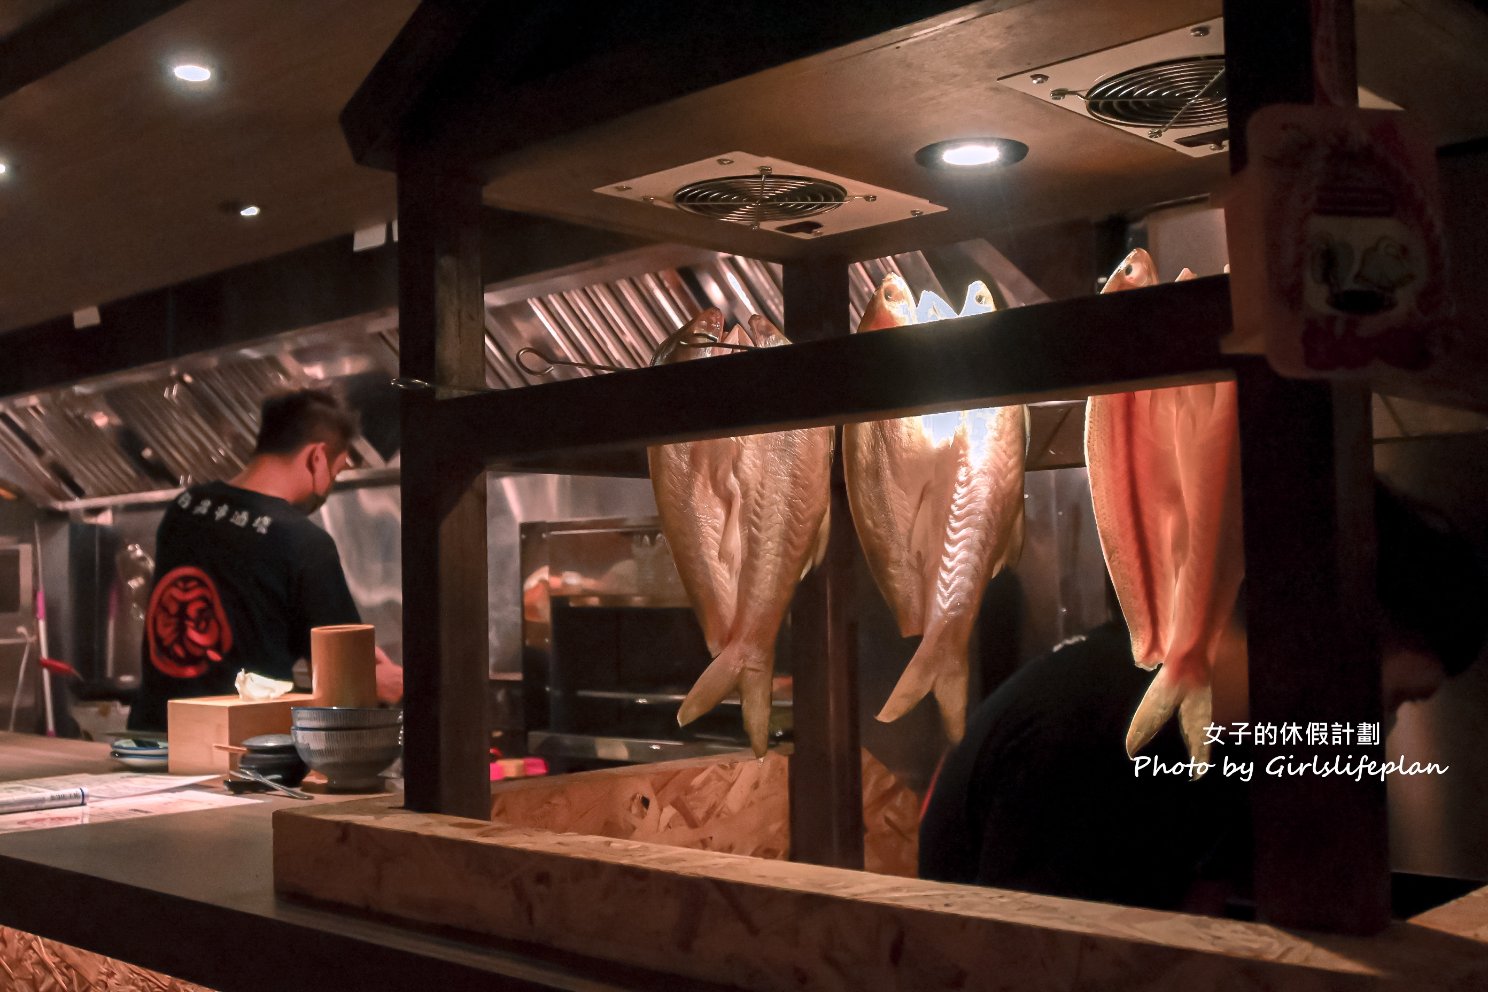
[128,389,402,731]
[919,483,1488,911]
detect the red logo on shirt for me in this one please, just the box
[147,566,233,679]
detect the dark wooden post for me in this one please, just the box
[397,161,491,819]
[784,258,864,869]
[1225,0,1389,933]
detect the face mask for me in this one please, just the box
[298,489,329,515]
[297,447,333,514]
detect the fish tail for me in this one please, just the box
[677,649,745,729]
[877,627,966,740]
[1178,682,1213,777]
[739,665,773,759]
[1125,665,1214,775]
[678,643,775,757]
[1125,665,1183,758]
[932,664,969,744]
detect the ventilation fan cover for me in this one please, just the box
[1001,20,1230,158]
[1002,20,1396,158]
[672,174,848,224]
[1084,55,1228,130]
[595,152,944,239]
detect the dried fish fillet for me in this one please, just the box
[847,274,1027,742]
[659,315,833,757]
[876,405,1026,742]
[844,274,941,635]
[1085,252,1244,772]
[648,309,739,655]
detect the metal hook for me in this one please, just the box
[516,347,629,377]
[649,330,756,367]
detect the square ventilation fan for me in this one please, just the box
[594,152,945,239]
[1001,19,1231,158]
[1001,19,1399,158]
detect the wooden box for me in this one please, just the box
[167,693,316,774]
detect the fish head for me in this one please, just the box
[857,273,916,332]
[916,289,959,324]
[960,280,997,316]
[652,308,725,365]
[1101,248,1159,294]
[748,314,791,348]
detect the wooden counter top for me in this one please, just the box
[276,790,1488,992]
[0,732,726,992]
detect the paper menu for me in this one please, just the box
[0,790,255,833]
[0,772,218,803]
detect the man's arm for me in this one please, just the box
[374,646,403,704]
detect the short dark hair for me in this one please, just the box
[1376,482,1488,676]
[252,389,357,457]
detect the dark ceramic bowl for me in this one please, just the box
[238,749,309,787]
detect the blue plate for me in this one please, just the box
[110,751,169,770]
[111,739,168,755]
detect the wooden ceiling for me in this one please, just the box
[475,0,1230,262]
[2,0,1484,335]
[461,0,1485,264]
[0,0,417,332]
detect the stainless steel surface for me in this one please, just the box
[1376,433,1488,882]
[571,687,794,710]
[491,476,660,679]
[527,730,747,764]
[317,484,403,664]
[0,243,1015,510]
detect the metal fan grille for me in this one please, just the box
[672,174,847,224]
[1085,56,1227,129]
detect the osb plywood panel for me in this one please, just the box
[275,795,1488,992]
[0,926,212,992]
[487,749,920,876]
[489,751,791,860]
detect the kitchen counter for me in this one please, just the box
[0,732,726,992]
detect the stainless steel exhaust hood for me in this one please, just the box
[0,245,986,509]
[4,241,1479,511]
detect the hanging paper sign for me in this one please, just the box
[1224,107,1451,379]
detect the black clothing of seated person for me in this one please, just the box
[917,484,1488,910]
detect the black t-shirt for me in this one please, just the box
[918,621,1244,910]
[128,481,360,731]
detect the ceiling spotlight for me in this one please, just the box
[238,204,260,217]
[0,161,8,175]
[172,63,212,83]
[915,138,1029,170]
[944,143,1001,166]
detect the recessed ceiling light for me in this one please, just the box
[172,63,212,83]
[0,161,8,175]
[915,138,1029,170]
[239,204,260,217]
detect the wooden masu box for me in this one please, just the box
[275,0,1488,988]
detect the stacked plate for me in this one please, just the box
[290,707,402,791]
[110,737,169,771]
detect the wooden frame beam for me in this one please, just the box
[398,165,491,819]
[1225,0,1389,934]
[783,259,863,869]
[432,276,1234,466]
